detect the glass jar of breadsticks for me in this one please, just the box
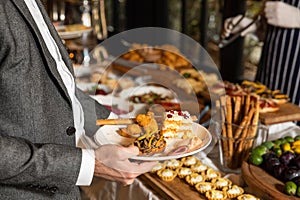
[215,94,268,173]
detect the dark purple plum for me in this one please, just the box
[290,155,300,168]
[280,151,296,166]
[263,157,281,174]
[273,164,288,180]
[282,166,300,182]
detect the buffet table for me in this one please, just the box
[72,45,300,199]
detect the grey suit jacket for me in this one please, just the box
[0,0,109,199]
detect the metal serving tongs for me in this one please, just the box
[218,1,266,48]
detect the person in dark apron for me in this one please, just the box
[256,0,300,110]
[222,0,300,124]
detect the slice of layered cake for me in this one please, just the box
[160,110,197,139]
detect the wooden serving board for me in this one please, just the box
[139,173,206,200]
[259,103,300,125]
[241,161,299,200]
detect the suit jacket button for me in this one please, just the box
[66,126,76,136]
[49,186,58,194]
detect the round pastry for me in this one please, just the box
[150,162,165,174]
[223,185,244,199]
[176,167,192,179]
[185,173,205,186]
[205,189,227,200]
[237,194,260,200]
[157,168,177,182]
[195,182,214,194]
[181,156,198,167]
[190,162,208,173]
[204,168,221,181]
[211,177,232,189]
[164,159,182,170]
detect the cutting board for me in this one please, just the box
[259,103,300,125]
[241,161,299,200]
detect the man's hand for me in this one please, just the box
[94,144,157,185]
[222,14,258,39]
[264,1,300,28]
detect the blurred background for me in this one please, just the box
[41,0,264,82]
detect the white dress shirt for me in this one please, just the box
[24,0,94,186]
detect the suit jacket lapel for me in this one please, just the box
[11,0,73,104]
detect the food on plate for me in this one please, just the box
[173,69,219,95]
[205,189,227,200]
[90,70,134,92]
[116,112,166,155]
[168,137,203,156]
[129,112,166,155]
[258,98,280,113]
[223,185,244,199]
[241,80,290,104]
[157,168,177,182]
[160,110,197,139]
[213,80,289,113]
[185,173,205,185]
[116,110,203,156]
[129,91,174,104]
[120,43,192,70]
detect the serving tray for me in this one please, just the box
[241,161,299,200]
[259,103,300,125]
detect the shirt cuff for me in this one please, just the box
[76,149,95,186]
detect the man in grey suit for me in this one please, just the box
[0,0,156,199]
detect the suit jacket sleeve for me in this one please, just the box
[0,134,82,193]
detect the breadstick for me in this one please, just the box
[233,105,255,168]
[244,95,251,115]
[225,95,234,166]
[96,118,135,126]
[243,96,260,156]
[233,96,241,124]
[233,115,249,139]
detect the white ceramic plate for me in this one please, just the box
[94,123,212,161]
[118,85,176,101]
[56,24,92,39]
